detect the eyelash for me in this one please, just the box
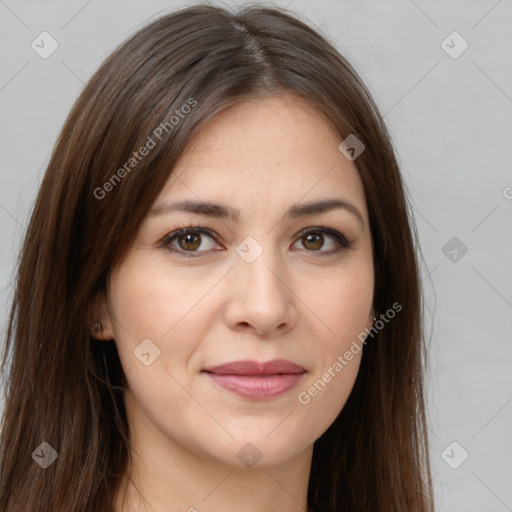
[159,223,353,259]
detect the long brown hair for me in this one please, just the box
[0,3,434,511]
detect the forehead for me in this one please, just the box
[154,94,368,224]
[179,94,343,165]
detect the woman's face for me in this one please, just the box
[99,94,374,468]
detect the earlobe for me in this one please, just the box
[88,290,115,340]
[367,307,377,331]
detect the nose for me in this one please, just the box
[223,247,298,337]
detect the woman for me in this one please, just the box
[0,3,434,511]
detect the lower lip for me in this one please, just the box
[203,372,306,400]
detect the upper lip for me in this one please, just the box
[202,359,306,376]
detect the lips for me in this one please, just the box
[202,359,306,376]
[202,359,306,400]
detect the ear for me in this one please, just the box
[88,290,115,340]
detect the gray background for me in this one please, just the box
[1,0,511,510]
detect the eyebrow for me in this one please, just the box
[148,197,364,227]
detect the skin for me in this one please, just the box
[93,93,375,512]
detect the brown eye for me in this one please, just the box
[161,227,221,257]
[294,227,352,254]
[177,232,201,251]
[302,232,324,251]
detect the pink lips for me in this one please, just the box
[202,359,306,400]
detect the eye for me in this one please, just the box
[160,226,222,258]
[293,227,352,254]
[160,225,352,258]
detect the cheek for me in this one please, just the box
[107,258,208,379]
[107,262,206,425]
[307,263,374,350]
[109,256,207,339]
[296,276,370,435]
[297,350,361,444]
[296,260,371,419]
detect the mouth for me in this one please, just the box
[202,359,306,376]
[201,359,307,400]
